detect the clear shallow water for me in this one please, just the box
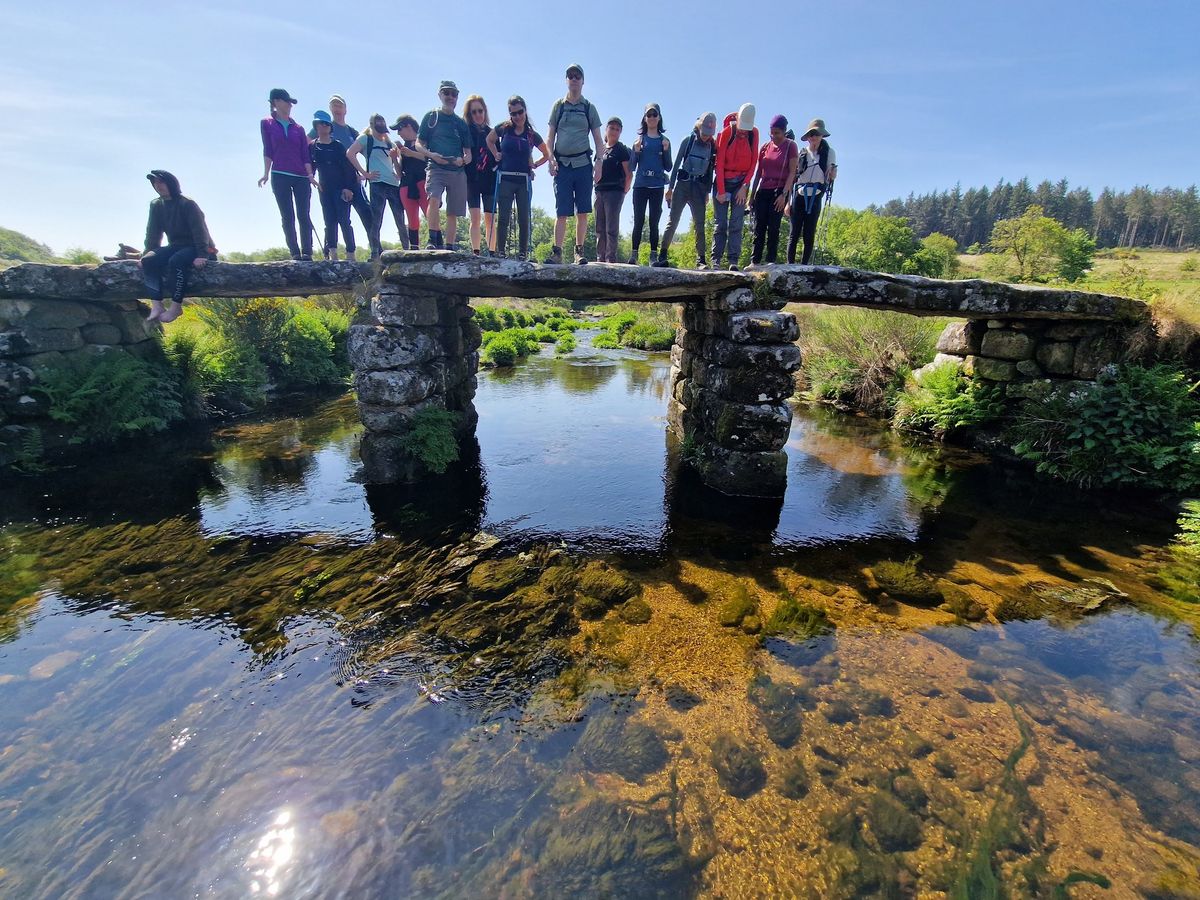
[2,334,1200,898]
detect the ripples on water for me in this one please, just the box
[2,334,1199,898]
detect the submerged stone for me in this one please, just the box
[710,733,767,799]
[763,593,833,639]
[866,791,923,852]
[747,675,807,748]
[524,799,693,898]
[891,774,928,811]
[870,555,943,606]
[618,598,652,624]
[467,555,535,598]
[777,756,810,800]
[823,699,859,724]
[575,595,608,621]
[716,587,756,628]
[943,587,987,622]
[576,560,638,606]
[578,714,669,783]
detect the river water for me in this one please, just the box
[2,331,1199,898]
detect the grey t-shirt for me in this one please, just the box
[548,96,601,168]
[308,122,360,148]
[355,134,400,187]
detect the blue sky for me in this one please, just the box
[3,1,1196,255]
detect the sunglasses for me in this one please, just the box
[645,110,659,117]
[470,107,486,115]
[567,74,582,80]
[509,108,526,115]
[441,90,459,97]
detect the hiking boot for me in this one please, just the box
[548,246,563,265]
[299,254,313,262]
[346,250,357,261]
[696,259,709,270]
[728,263,740,271]
[626,254,638,265]
[445,242,459,252]
[574,246,587,265]
[479,247,491,258]
[651,256,670,268]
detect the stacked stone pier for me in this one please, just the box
[670,289,800,496]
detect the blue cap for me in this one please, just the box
[312,110,333,126]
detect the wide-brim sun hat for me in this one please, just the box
[802,118,830,138]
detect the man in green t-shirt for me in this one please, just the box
[546,64,603,264]
[417,80,472,250]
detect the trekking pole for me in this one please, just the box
[815,183,834,260]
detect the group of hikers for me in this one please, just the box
[136,65,836,320]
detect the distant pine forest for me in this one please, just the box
[870,179,1199,251]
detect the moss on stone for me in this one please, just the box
[995,593,1050,622]
[932,752,957,779]
[576,595,608,620]
[891,774,928,811]
[944,587,987,621]
[537,564,577,597]
[710,733,767,799]
[763,592,833,639]
[871,555,943,606]
[467,556,535,598]
[576,560,638,606]
[716,585,756,628]
[618,598,652,624]
[867,790,923,852]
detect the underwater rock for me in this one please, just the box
[869,555,943,606]
[777,757,810,799]
[575,595,608,620]
[763,593,833,639]
[740,615,762,635]
[467,555,535,598]
[943,587,987,622]
[524,799,694,898]
[664,685,703,712]
[958,684,996,703]
[747,675,807,748]
[902,734,935,759]
[576,561,638,606]
[1030,577,1129,613]
[994,593,1049,622]
[823,699,859,725]
[710,733,767,799]
[537,564,577,597]
[28,650,81,679]
[716,587,756,628]
[932,752,957,779]
[966,662,999,683]
[855,689,897,719]
[866,790,923,852]
[618,598,652,624]
[578,714,669,783]
[891,774,928,811]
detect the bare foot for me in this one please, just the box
[158,302,183,323]
[147,300,165,321]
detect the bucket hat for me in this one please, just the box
[801,118,830,138]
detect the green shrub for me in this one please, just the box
[555,333,577,355]
[591,331,621,350]
[1181,256,1199,274]
[474,304,502,332]
[1009,364,1200,491]
[798,308,943,415]
[278,309,341,387]
[399,407,461,474]
[162,321,268,409]
[532,323,558,343]
[622,323,675,351]
[35,352,183,444]
[598,311,639,337]
[307,307,352,376]
[482,335,519,366]
[1175,499,1200,557]
[894,361,1004,437]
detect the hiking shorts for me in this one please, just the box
[426,167,468,218]
[554,163,593,216]
[466,173,497,213]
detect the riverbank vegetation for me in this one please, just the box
[585,304,676,351]
[475,302,584,367]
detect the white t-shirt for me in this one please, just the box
[796,143,837,186]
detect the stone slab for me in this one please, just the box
[694,444,788,497]
[354,367,440,408]
[720,311,799,344]
[979,329,1036,361]
[347,323,442,370]
[704,337,802,372]
[371,293,440,326]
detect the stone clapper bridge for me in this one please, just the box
[0,251,1148,496]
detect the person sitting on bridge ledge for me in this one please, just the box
[139,170,214,324]
[417,80,472,251]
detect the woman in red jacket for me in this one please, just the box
[712,103,758,270]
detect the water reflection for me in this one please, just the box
[3,337,1200,898]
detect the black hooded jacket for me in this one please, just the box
[144,171,213,253]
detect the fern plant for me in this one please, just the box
[399,407,461,474]
[34,353,183,445]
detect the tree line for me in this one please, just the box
[870,179,1200,251]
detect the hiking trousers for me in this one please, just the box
[142,243,198,304]
[270,172,313,259]
[495,174,532,257]
[660,178,708,262]
[752,188,785,264]
[712,176,748,266]
[630,186,664,257]
[368,182,405,256]
[788,187,824,264]
[594,190,625,262]
[350,185,374,243]
[318,188,356,255]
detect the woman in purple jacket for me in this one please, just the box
[258,88,318,260]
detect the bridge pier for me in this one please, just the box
[349,284,480,483]
[669,289,800,497]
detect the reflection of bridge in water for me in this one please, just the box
[0,254,1147,495]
